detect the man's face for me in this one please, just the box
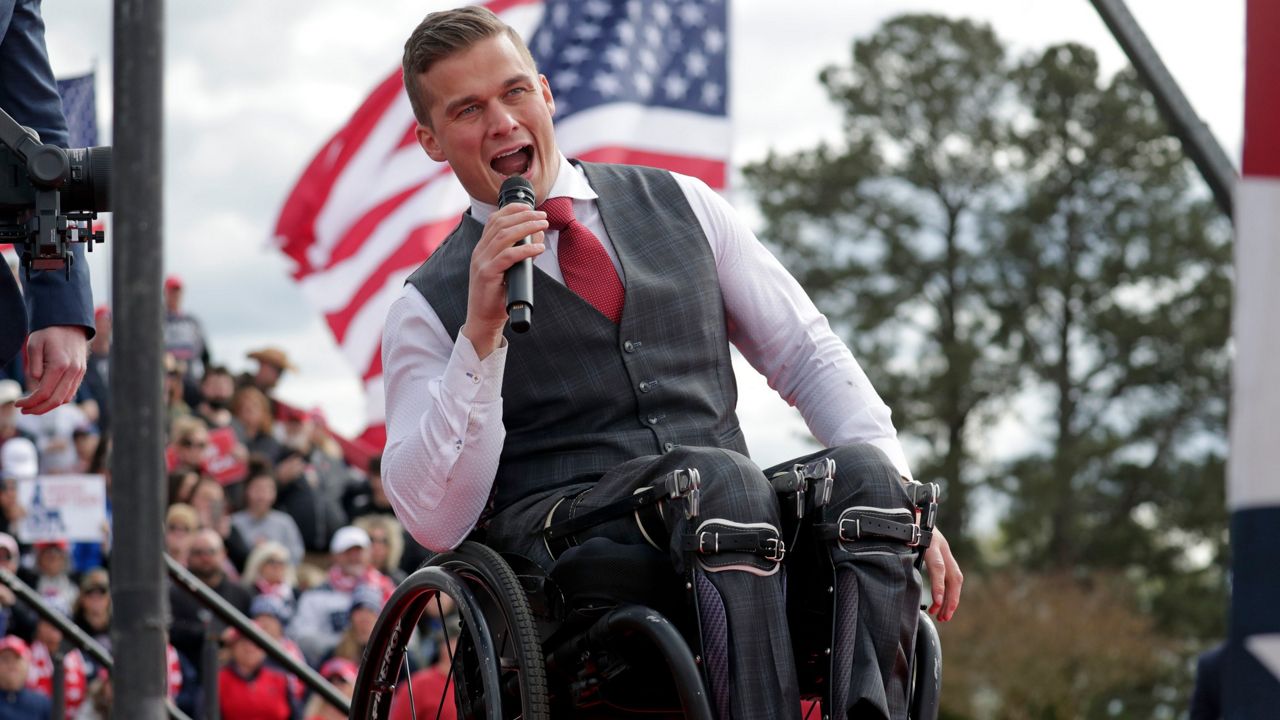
[0,651,26,692]
[335,546,369,576]
[188,537,223,580]
[201,373,234,405]
[164,286,182,313]
[414,34,559,205]
[245,474,276,512]
[253,363,282,391]
[36,546,66,576]
[231,636,265,672]
[175,430,209,467]
[0,547,15,572]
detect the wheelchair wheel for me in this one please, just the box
[351,541,549,720]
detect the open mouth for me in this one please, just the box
[491,145,533,177]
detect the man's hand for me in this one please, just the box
[923,528,963,622]
[461,203,547,358]
[17,325,88,415]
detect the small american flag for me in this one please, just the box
[55,72,99,148]
[272,0,731,455]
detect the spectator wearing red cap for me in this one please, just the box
[0,636,50,719]
[18,540,78,613]
[304,657,357,720]
[162,274,211,384]
[218,624,295,720]
[27,608,87,719]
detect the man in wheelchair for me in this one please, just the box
[380,6,963,719]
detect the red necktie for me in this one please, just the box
[539,196,624,323]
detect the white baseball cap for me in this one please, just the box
[330,526,371,554]
[0,379,21,405]
[0,437,38,480]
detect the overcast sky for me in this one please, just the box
[35,0,1245,468]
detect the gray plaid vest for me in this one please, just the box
[406,161,747,512]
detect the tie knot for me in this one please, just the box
[537,196,575,232]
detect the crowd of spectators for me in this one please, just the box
[0,276,445,718]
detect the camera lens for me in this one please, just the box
[61,146,111,213]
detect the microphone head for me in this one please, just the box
[498,175,536,208]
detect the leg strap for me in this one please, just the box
[542,468,701,557]
[816,507,932,549]
[679,520,786,562]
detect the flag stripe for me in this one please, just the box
[1244,0,1280,177]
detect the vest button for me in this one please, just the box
[663,442,675,452]
[646,415,659,426]
[639,381,650,393]
[623,340,636,353]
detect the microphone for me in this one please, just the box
[499,176,536,333]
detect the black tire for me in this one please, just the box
[350,541,549,720]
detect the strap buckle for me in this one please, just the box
[665,468,701,519]
[763,536,786,562]
[906,523,922,547]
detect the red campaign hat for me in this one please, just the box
[319,657,358,684]
[0,635,30,660]
[94,305,111,321]
[164,275,184,290]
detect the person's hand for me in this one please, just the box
[461,203,547,358]
[923,528,962,622]
[0,585,15,607]
[17,325,89,415]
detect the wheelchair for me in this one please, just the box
[351,464,943,720]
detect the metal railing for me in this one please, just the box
[0,566,192,720]
[163,554,353,716]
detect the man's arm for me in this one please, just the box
[1,0,94,414]
[674,173,964,619]
[672,174,912,477]
[381,204,545,552]
[380,287,509,552]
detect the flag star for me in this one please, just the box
[583,0,611,19]
[704,27,726,55]
[677,4,706,27]
[639,48,660,73]
[652,3,671,26]
[615,21,635,45]
[593,73,623,97]
[644,24,663,48]
[575,22,603,42]
[551,3,570,27]
[563,45,591,65]
[555,68,581,91]
[633,73,654,99]
[604,45,630,69]
[663,75,689,100]
[701,82,723,107]
[535,32,554,58]
[685,51,708,78]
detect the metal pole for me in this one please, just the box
[200,610,221,720]
[164,555,352,715]
[1088,0,1238,218]
[111,0,168,718]
[51,645,65,720]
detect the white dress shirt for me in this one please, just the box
[382,154,912,551]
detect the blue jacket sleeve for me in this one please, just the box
[1,0,95,338]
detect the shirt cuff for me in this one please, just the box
[445,333,507,404]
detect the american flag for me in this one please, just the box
[55,72,99,148]
[272,0,730,456]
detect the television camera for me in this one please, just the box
[0,104,110,275]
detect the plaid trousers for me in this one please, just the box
[485,443,921,720]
